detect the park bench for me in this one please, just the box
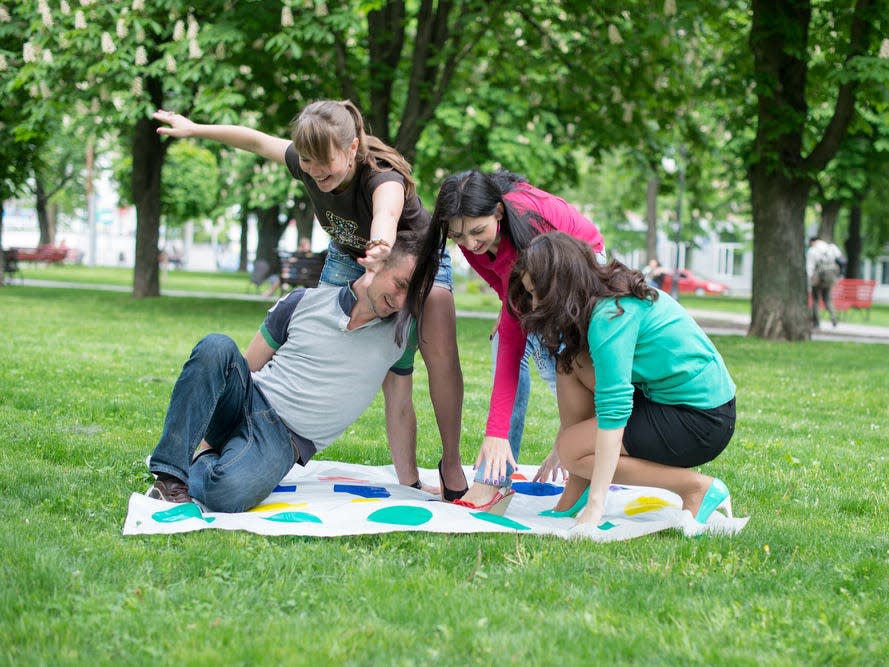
[278,251,326,293]
[831,278,877,320]
[11,244,69,264]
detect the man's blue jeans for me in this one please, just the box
[149,334,295,512]
[474,333,558,484]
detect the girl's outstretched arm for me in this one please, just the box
[153,109,291,165]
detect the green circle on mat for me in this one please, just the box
[264,511,322,523]
[471,512,530,531]
[152,503,214,524]
[367,505,433,526]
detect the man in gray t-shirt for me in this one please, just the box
[146,231,427,513]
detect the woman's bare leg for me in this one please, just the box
[557,419,714,515]
[418,285,466,492]
[547,358,596,511]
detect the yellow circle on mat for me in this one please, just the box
[624,496,675,516]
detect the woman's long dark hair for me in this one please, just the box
[507,232,658,374]
[427,169,554,260]
[389,229,437,346]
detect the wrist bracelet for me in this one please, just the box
[365,237,391,250]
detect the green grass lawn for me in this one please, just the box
[1,285,887,666]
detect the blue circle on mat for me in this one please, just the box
[511,482,563,496]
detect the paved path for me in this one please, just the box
[13,278,889,344]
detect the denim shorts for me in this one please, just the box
[319,242,453,291]
[623,389,736,468]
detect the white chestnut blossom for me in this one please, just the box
[23,41,37,63]
[75,10,86,29]
[38,0,53,27]
[187,14,199,39]
[135,45,147,66]
[281,6,293,27]
[101,32,116,54]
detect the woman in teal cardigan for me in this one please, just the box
[507,232,736,533]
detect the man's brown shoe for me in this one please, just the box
[147,476,191,503]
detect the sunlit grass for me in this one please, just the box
[1,285,887,665]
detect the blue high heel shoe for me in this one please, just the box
[694,478,732,524]
[539,487,589,518]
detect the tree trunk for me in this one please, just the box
[291,194,315,246]
[255,205,284,275]
[35,177,52,245]
[131,115,165,297]
[47,202,58,246]
[748,168,812,341]
[845,200,862,279]
[818,199,841,242]
[646,175,659,262]
[238,207,249,273]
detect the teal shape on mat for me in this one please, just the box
[367,505,433,526]
[264,511,322,523]
[470,512,530,531]
[598,521,616,530]
[152,503,215,524]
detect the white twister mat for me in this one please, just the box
[123,460,748,541]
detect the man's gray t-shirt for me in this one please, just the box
[252,285,412,460]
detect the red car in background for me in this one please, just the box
[659,269,730,296]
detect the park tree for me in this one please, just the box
[746,0,886,340]
[10,0,284,296]
[0,1,46,259]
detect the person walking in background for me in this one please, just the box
[427,169,606,514]
[508,232,736,534]
[147,231,434,512]
[153,102,466,498]
[806,236,843,328]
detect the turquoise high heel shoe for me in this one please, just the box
[539,487,589,518]
[694,478,732,524]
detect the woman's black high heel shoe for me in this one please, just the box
[438,460,468,502]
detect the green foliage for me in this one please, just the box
[161,141,220,226]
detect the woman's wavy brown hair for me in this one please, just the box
[507,232,658,374]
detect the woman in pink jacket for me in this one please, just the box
[429,169,605,513]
